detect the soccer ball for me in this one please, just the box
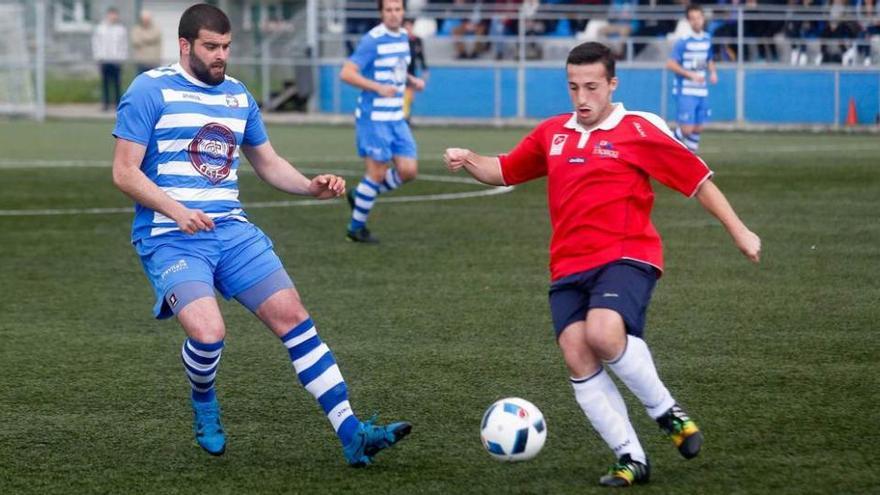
[480,397,547,461]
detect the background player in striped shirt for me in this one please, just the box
[111,3,410,464]
[666,4,717,153]
[340,0,426,243]
[444,42,760,487]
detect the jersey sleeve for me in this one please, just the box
[669,39,684,63]
[623,115,713,197]
[242,89,269,147]
[112,76,162,146]
[498,125,548,186]
[348,35,376,69]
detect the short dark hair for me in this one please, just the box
[566,42,615,80]
[378,0,405,11]
[685,4,703,16]
[178,3,231,43]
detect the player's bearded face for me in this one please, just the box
[380,0,405,30]
[187,30,231,86]
[567,63,618,129]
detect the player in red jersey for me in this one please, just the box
[444,42,760,487]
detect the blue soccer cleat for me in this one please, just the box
[343,416,412,467]
[192,398,226,456]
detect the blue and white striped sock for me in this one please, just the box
[348,176,380,233]
[684,132,701,152]
[181,338,224,403]
[378,168,403,194]
[674,126,685,143]
[280,317,359,446]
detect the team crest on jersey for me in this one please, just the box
[188,123,236,183]
[592,140,619,159]
[225,93,240,108]
[550,134,568,156]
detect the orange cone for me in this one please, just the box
[845,97,858,126]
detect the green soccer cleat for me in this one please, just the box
[656,403,703,459]
[343,416,412,467]
[192,398,226,456]
[598,454,650,487]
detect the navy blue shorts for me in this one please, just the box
[548,260,658,338]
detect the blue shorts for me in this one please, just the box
[548,260,658,339]
[355,119,417,163]
[676,95,711,126]
[134,220,285,319]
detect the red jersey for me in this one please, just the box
[499,103,713,281]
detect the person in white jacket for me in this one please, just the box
[92,7,128,111]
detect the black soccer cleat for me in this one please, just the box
[656,403,703,459]
[346,227,379,244]
[598,454,650,487]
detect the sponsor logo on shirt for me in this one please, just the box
[179,91,203,102]
[568,157,586,165]
[550,134,568,156]
[592,140,619,159]
[188,122,236,183]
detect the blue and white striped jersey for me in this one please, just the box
[348,24,411,122]
[113,63,268,242]
[670,32,713,97]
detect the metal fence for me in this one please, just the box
[4,0,880,126]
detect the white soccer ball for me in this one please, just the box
[480,397,547,461]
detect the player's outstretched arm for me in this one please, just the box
[242,142,345,199]
[694,179,761,263]
[443,148,505,186]
[112,138,214,234]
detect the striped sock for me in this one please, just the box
[674,126,685,143]
[377,168,403,194]
[348,176,380,233]
[280,317,359,446]
[181,338,224,403]
[684,132,701,152]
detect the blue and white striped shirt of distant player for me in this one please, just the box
[349,23,411,122]
[670,31,713,98]
[112,63,268,242]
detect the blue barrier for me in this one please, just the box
[320,64,880,125]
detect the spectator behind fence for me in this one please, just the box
[599,0,640,58]
[92,7,128,111]
[451,0,491,59]
[820,0,862,64]
[745,0,785,62]
[785,0,816,64]
[131,10,162,73]
[631,0,679,58]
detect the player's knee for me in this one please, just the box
[398,165,418,182]
[584,312,626,359]
[188,321,227,344]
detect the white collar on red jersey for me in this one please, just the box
[563,103,626,148]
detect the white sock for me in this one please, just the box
[571,369,646,463]
[607,335,676,419]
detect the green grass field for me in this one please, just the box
[1,120,878,494]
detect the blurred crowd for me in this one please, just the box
[344,0,880,64]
